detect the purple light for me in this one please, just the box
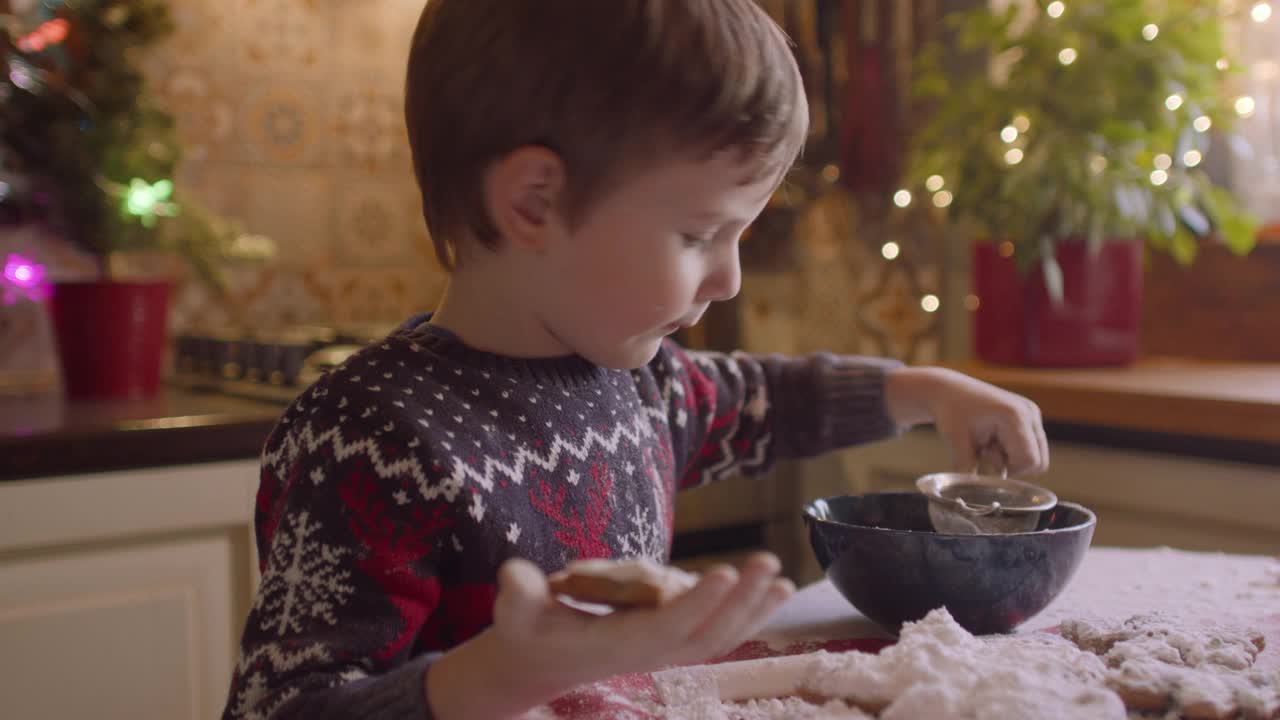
[2,254,48,305]
[4,254,44,289]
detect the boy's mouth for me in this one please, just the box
[661,308,707,335]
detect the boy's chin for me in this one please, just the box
[583,337,665,370]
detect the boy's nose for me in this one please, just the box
[700,243,742,302]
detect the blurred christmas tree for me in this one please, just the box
[0,0,270,292]
[905,0,1258,271]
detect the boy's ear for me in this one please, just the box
[485,146,567,252]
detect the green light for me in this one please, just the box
[122,177,177,228]
[126,179,157,216]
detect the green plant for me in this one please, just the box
[0,0,271,295]
[906,0,1258,275]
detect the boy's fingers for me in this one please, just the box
[944,425,977,473]
[661,564,738,639]
[995,417,1039,476]
[1030,403,1050,474]
[1014,431,1040,475]
[685,554,780,657]
[721,577,795,657]
[496,557,551,626]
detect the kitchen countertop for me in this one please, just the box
[542,546,1280,718]
[0,386,285,481]
[948,358,1280,465]
[3,357,1277,482]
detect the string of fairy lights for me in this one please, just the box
[2,1,179,229]
[881,0,1274,316]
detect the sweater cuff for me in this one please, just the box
[292,653,438,720]
[382,653,438,720]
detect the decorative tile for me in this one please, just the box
[237,169,337,265]
[331,173,419,265]
[234,0,331,75]
[245,267,331,330]
[313,266,445,329]
[856,262,939,362]
[238,82,330,166]
[329,0,420,80]
[170,278,234,332]
[152,65,237,166]
[153,0,237,66]
[172,163,248,222]
[332,82,411,174]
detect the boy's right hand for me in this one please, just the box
[426,553,793,719]
[498,553,792,680]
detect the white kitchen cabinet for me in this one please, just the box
[2,428,1276,718]
[0,460,260,720]
[788,429,1280,584]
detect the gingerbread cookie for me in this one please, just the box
[1061,615,1278,720]
[1060,613,1266,670]
[548,558,698,609]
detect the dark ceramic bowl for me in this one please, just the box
[803,492,1095,635]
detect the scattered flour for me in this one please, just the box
[803,609,1123,720]
[657,608,1278,720]
[726,698,872,719]
[660,696,871,720]
[1061,614,1266,671]
[1062,615,1279,720]
[648,551,1280,720]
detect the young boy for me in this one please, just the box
[223,1,1049,718]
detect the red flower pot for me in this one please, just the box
[48,280,171,399]
[973,240,1142,367]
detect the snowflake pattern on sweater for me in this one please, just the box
[224,321,900,719]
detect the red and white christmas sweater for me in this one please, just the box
[223,320,901,719]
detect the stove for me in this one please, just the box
[170,324,388,404]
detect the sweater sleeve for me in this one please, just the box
[647,340,904,490]
[222,411,454,720]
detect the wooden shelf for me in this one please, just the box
[947,358,1280,446]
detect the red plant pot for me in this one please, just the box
[48,280,171,399]
[973,241,1142,367]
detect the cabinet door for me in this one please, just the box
[0,534,238,720]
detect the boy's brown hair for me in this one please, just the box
[405,0,808,269]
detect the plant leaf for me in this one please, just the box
[1177,204,1210,237]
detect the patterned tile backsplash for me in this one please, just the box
[151,0,444,335]
[140,0,943,363]
[736,188,944,365]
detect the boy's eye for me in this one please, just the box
[681,232,714,249]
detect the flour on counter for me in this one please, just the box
[662,696,872,720]
[1061,614,1266,671]
[803,609,1125,720]
[726,698,872,719]
[1032,549,1280,640]
[1062,615,1279,720]
[658,607,1278,720]
[653,550,1280,719]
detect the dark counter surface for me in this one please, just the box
[5,357,1279,482]
[0,386,286,481]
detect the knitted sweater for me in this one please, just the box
[222,319,902,719]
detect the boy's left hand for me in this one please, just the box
[885,367,1049,476]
